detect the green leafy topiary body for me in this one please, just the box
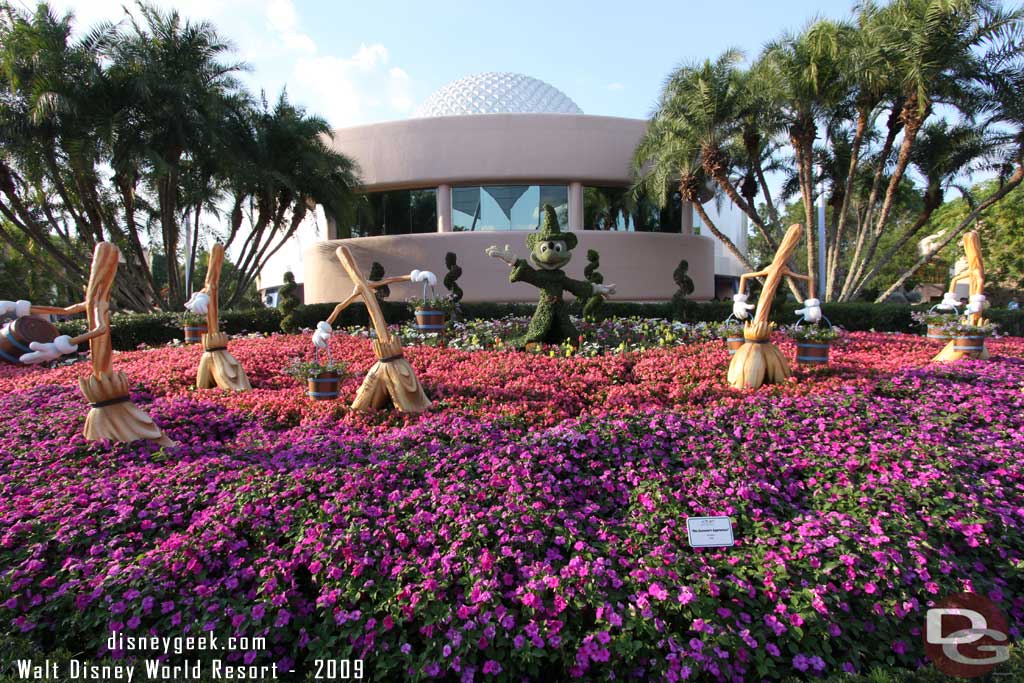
[505,205,594,346]
[444,252,463,304]
[583,249,605,322]
[368,262,389,302]
[278,271,301,333]
[671,259,695,320]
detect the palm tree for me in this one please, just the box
[849,120,996,297]
[0,2,156,309]
[840,0,1020,300]
[761,19,851,299]
[221,91,360,308]
[876,7,1024,301]
[633,113,757,274]
[823,2,897,300]
[105,1,244,307]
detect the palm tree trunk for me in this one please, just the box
[874,164,1023,302]
[847,98,927,297]
[849,195,939,299]
[792,129,817,298]
[839,104,903,300]
[825,108,868,301]
[158,165,182,307]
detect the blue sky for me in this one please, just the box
[53,0,857,127]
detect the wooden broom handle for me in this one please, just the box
[752,224,804,325]
[335,246,394,343]
[85,242,120,376]
[962,231,985,326]
[205,243,224,334]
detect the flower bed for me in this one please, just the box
[1,326,1023,681]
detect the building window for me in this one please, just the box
[352,188,437,237]
[583,186,682,232]
[451,185,568,231]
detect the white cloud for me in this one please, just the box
[46,0,417,128]
[606,82,625,91]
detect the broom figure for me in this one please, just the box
[933,231,990,362]
[727,224,817,390]
[187,243,252,391]
[8,242,172,444]
[312,246,431,413]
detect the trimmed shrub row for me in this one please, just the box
[53,302,1024,351]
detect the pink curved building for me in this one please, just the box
[261,73,748,305]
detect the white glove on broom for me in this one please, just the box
[184,291,210,315]
[795,298,822,323]
[966,294,988,316]
[732,293,754,320]
[935,292,960,311]
[20,335,77,364]
[312,321,332,348]
[410,270,437,287]
[0,300,32,318]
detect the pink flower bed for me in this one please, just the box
[0,331,1022,681]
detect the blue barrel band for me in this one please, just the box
[416,310,445,316]
[927,334,950,339]
[797,342,831,349]
[797,356,829,362]
[4,330,31,353]
[725,337,744,343]
[727,349,737,355]
[414,324,446,331]
[309,377,338,383]
[0,347,22,363]
[307,391,339,398]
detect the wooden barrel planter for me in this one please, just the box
[952,335,986,358]
[307,372,340,400]
[796,341,831,365]
[184,322,208,344]
[724,335,744,355]
[926,324,951,341]
[414,309,447,333]
[0,316,59,365]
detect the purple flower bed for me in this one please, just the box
[0,347,1022,681]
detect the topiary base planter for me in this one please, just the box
[796,341,831,365]
[952,335,986,357]
[414,309,447,332]
[926,325,951,342]
[307,371,340,400]
[724,336,744,355]
[184,323,208,344]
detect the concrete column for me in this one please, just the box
[680,201,694,235]
[568,182,583,230]
[436,184,452,233]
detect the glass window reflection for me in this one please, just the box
[452,185,568,231]
[352,188,437,237]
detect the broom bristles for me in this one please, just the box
[197,349,252,391]
[727,321,791,390]
[197,331,251,391]
[79,370,172,445]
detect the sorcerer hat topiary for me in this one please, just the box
[527,204,577,250]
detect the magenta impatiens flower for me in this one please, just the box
[0,328,1021,682]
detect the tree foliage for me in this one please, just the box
[0,1,359,311]
[634,0,1024,302]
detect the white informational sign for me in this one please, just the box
[686,516,735,548]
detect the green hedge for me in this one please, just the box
[56,309,283,351]
[52,302,1024,351]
